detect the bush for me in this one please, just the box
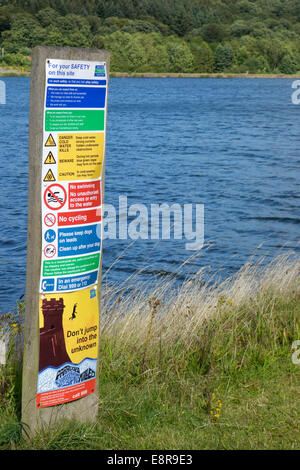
[121,20,160,34]
[168,42,194,73]
[201,23,227,43]
[229,20,251,38]
[190,40,214,72]
[91,35,105,49]
[214,45,232,72]
[0,53,30,67]
[279,54,298,74]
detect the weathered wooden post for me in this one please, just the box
[22,46,109,434]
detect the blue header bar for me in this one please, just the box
[48,78,106,86]
[46,86,106,108]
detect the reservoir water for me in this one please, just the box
[0,77,299,313]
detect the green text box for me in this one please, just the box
[45,110,105,132]
[43,253,100,277]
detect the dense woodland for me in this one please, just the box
[0,0,300,73]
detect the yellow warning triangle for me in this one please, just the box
[45,134,56,147]
[43,169,56,182]
[44,151,56,164]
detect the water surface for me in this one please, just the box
[0,77,299,313]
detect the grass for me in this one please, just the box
[0,252,300,449]
[0,65,30,77]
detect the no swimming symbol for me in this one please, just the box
[44,184,67,210]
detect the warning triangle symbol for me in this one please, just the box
[45,134,56,147]
[44,151,56,164]
[43,169,56,182]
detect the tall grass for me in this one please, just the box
[100,252,300,379]
[0,251,300,449]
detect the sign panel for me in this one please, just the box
[57,132,104,181]
[37,286,99,408]
[37,58,108,408]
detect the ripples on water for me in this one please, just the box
[0,77,299,313]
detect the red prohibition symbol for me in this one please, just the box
[44,244,56,258]
[44,213,56,227]
[44,184,67,211]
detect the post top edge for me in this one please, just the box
[32,46,110,61]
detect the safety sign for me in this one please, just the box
[44,229,56,242]
[57,208,101,227]
[43,168,56,182]
[68,181,101,210]
[36,286,99,408]
[44,151,56,164]
[44,213,56,227]
[45,133,56,147]
[43,183,67,210]
[46,86,106,108]
[58,133,104,181]
[38,58,107,407]
[40,58,107,296]
[43,253,100,278]
[57,224,101,258]
[44,244,56,258]
[45,109,105,132]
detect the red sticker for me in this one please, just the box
[68,181,101,210]
[36,379,95,408]
[58,208,101,226]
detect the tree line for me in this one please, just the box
[0,0,299,74]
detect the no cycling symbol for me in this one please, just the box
[44,183,67,211]
[44,213,56,227]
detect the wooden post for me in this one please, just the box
[22,46,109,435]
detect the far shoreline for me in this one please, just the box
[1,67,300,79]
[110,72,300,79]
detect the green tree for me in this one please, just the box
[42,27,68,47]
[139,16,170,36]
[249,22,270,39]
[138,32,170,72]
[121,20,160,34]
[0,6,12,33]
[168,41,194,73]
[279,54,298,74]
[1,13,47,49]
[104,31,145,72]
[104,16,129,29]
[35,7,61,27]
[190,39,214,72]
[257,39,286,71]
[214,45,232,72]
[91,35,105,49]
[0,0,299,76]
[201,23,227,43]
[229,20,251,38]
[87,15,103,34]
[236,0,259,16]
[56,13,91,37]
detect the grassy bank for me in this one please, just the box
[110,72,300,79]
[1,253,300,449]
[0,66,30,77]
